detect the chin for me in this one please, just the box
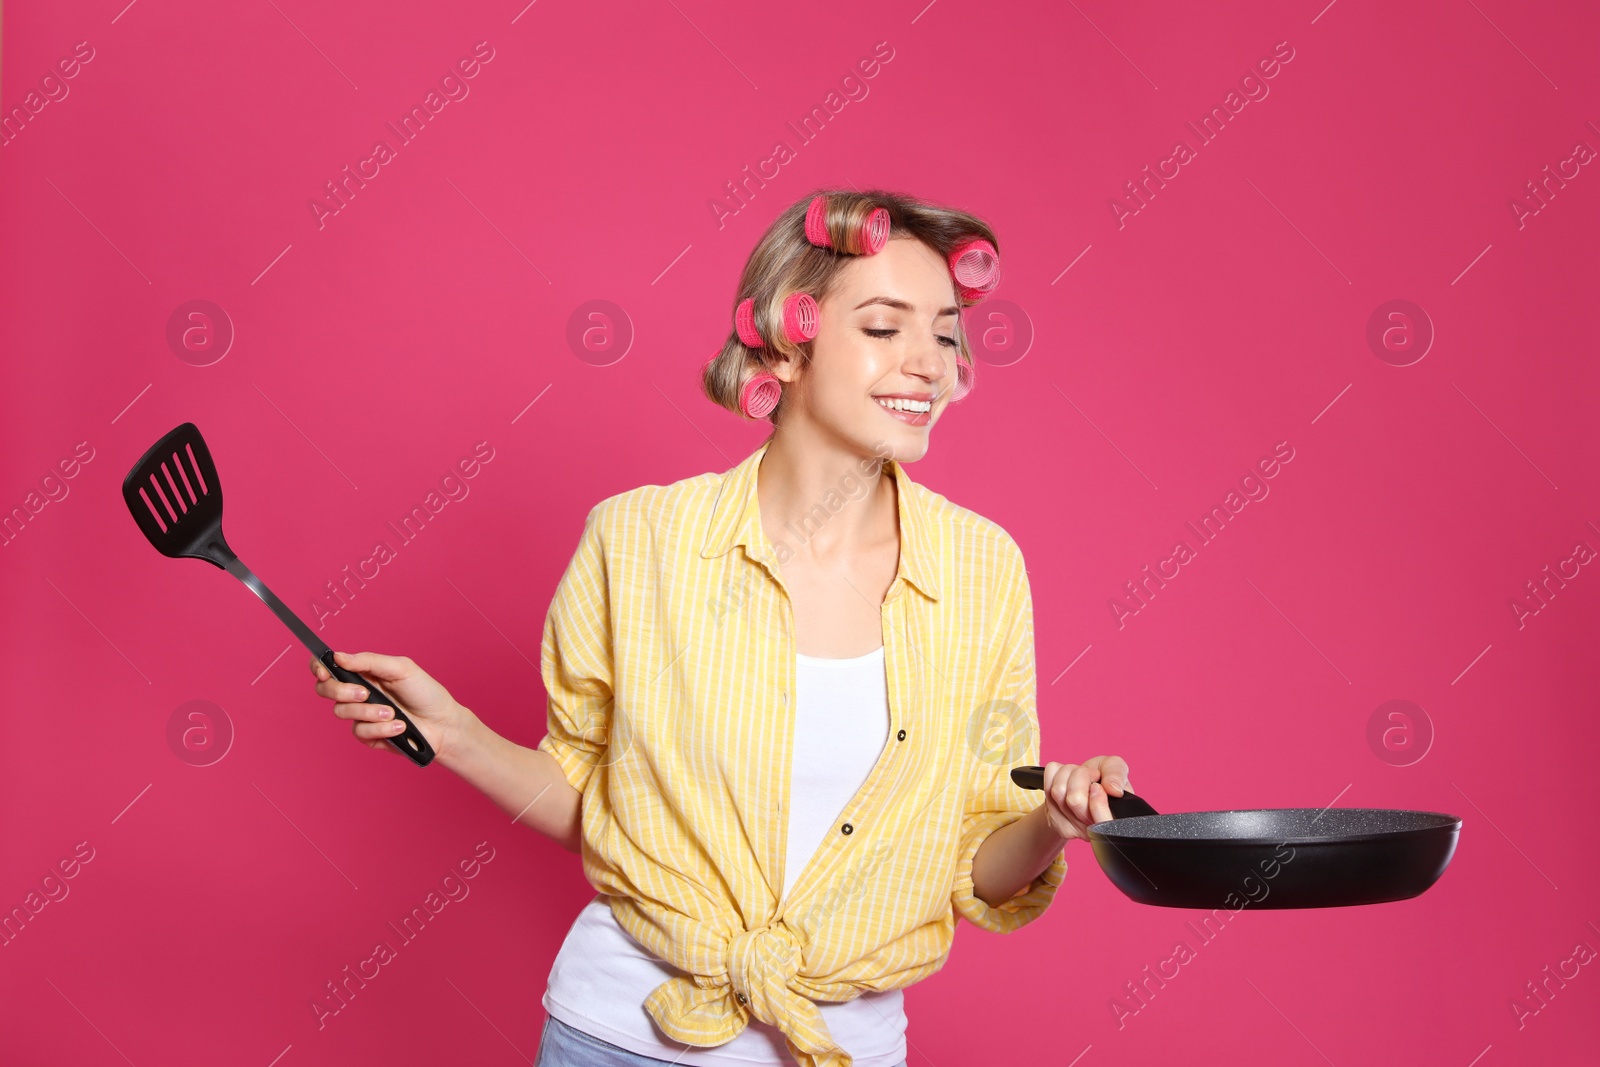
[886,432,932,463]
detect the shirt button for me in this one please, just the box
[897,728,906,741]
[841,822,853,835]
[736,992,748,1005]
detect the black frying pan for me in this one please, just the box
[1010,766,1461,909]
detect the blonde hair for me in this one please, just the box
[701,188,999,423]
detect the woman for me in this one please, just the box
[309,189,1132,1067]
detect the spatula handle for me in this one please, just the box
[320,651,435,767]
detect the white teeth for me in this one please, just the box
[876,397,931,413]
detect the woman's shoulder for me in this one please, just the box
[910,480,1026,570]
[580,468,725,543]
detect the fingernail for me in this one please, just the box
[355,687,369,700]
[378,707,392,719]
[390,721,406,733]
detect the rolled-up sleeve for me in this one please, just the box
[537,501,616,796]
[950,540,1068,934]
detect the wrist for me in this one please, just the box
[1035,797,1080,848]
[435,701,486,771]
[1026,801,1071,857]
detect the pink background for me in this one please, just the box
[2,0,1597,1064]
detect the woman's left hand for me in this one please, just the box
[1040,756,1132,842]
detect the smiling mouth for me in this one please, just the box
[873,397,932,414]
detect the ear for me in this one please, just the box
[768,349,802,385]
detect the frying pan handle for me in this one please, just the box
[321,651,436,768]
[1008,765,1158,817]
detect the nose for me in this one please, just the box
[905,329,950,391]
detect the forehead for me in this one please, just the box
[829,237,955,306]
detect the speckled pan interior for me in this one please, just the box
[1094,808,1461,844]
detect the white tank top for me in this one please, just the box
[541,646,907,1065]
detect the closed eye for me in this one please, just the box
[864,328,960,349]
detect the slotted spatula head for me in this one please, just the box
[122,422,235,570]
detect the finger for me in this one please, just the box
[1087,781,1113,824]
[331,699,391,723]
[1094,755,1131,796]
[315,675,372,702]
[1064,764,1097,824]
[353,718,410,746]
[1081,754,1130,796]
[320,677,372,702]
[1045,762,1075,809]
[308,655,329,680]
[330,649,413,683]
[353,722,403,754]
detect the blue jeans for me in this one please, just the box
[534,1014,907,1067]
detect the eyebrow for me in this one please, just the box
[853,295,960,318]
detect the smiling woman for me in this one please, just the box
[526,190,1116,1066]
[311,187,1128,1067]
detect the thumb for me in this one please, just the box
[331,649,409,681]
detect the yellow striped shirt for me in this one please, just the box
[537,439,1067,1067]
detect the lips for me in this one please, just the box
[873,395,933,426]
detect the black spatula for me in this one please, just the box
[121,422,435,767]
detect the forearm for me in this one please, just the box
[971,803,1069,907]
[439,706,585,853]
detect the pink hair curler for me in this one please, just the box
[949,238,1000,291]
[740,372,782,418]
[781,292,819,342]
[736,293,819,347]
[804,196,891,255]
[734,298,763,347]
[951,354,976,402]
[804,196,830,247]
[861,207,890,253]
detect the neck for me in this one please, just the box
[756,427,897,565]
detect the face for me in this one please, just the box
[771,236,960,463]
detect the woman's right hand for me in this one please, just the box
[309,650,466,760]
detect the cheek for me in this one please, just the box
[820,368,874,407]
[816,340,883,393]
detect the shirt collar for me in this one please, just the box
[699,439,943,603]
